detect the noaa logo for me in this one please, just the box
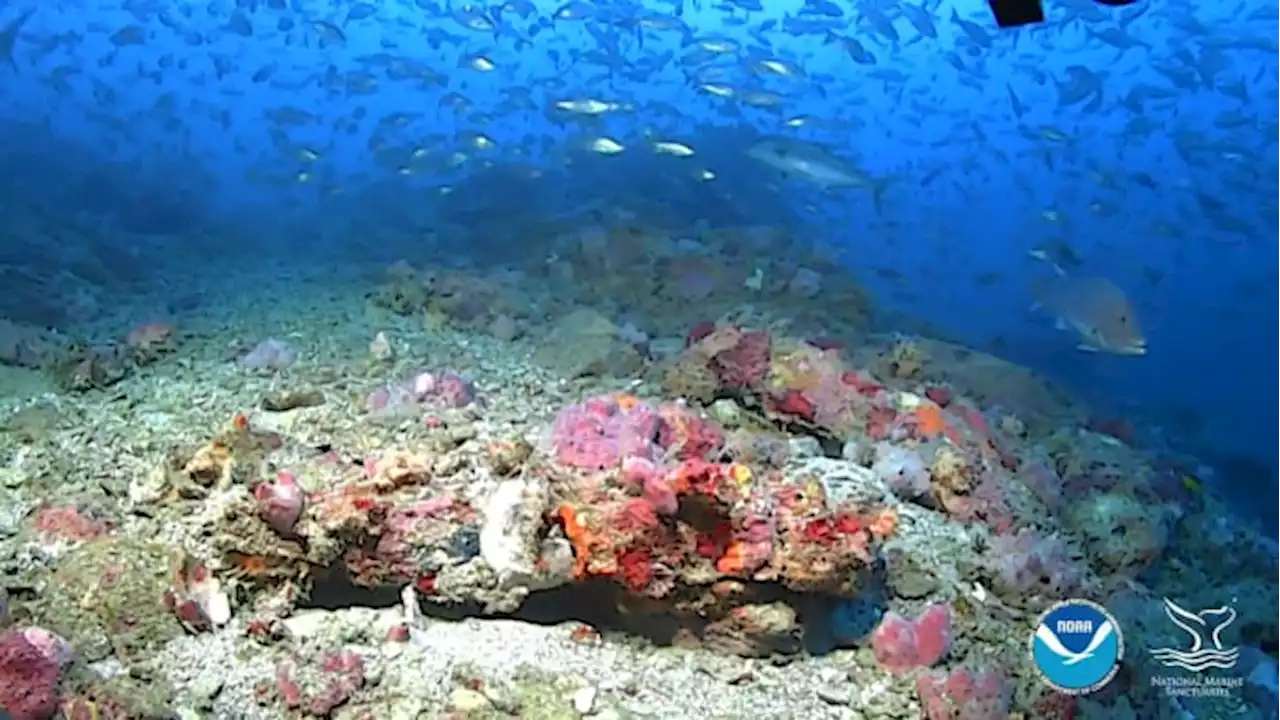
[1030,599,1123,695]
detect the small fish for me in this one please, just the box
[310,21,346,43]
[554,98,619,115]
[553,1,595,21]
[751,58,803,79]
[109,25,148,48]
[462,132,496,149]
[588,137,625,155]
[347,2,378,20]
[697,83,735,98]
[652,141,695,157]
[1030,254,1147,356]
[462,54,496,72]
[1028,241,1084,270]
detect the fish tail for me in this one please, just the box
[1027,249,1066,276]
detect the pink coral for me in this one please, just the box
[620,457,678,515]
[915,667,1011,720]
[643,476,679,516]
[551,396,662,469]
[0,627,69,720]
[254,471,305,535]
[552,395,726,471]
[870,603,952,673]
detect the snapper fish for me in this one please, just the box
[1030,253,1147,356]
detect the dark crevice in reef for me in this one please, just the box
[302,568,883,657]
[304,570,403,610]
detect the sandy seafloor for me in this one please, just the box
[0,260,1274,720]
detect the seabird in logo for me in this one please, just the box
[1030,599,1123,695]
[1150,598,1240,672]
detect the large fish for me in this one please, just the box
[1030,254,1148,355]
[747,137,890,209]
[746,137,870,190]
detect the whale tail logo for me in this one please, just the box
[1150,598,1240,672]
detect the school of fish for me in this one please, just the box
[0,0,1275,357]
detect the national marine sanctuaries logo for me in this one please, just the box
[1148,597,1245,700]
[1150,597,1240,672]
[1031,599,1123,695]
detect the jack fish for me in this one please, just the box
[746,137,870,190]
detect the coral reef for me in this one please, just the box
[0,238,1271,720]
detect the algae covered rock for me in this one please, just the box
[1063,491,1174,576]
[35,535,183,664]
[533,308,644,379]
[369,270,430,315]
[62,673,175,720]
[53,344,134,392]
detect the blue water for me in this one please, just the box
[0,1,1275,513]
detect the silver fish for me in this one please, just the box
[746,137,870,190]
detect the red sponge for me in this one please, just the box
[0,627,69,720]
[871,603,953,674]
